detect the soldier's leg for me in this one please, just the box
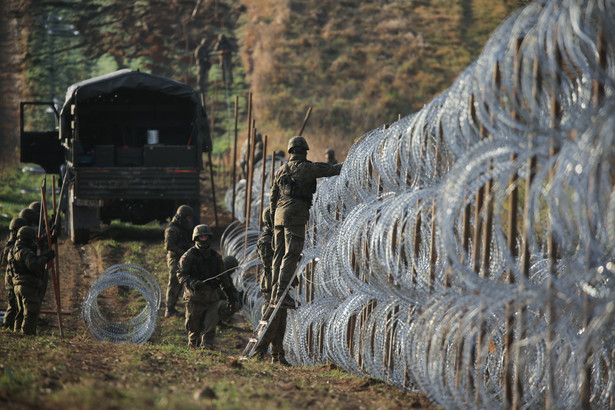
[200,293,221,349]
[3,289,17,330]
[16,285,42,335]
[185,300,207,348]
[270,226,286,300]
[274,225,305,301]
[270,307,288,361]
[13,289,24,332]
[165,258,183,315]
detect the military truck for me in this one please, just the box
[20,69,211,243]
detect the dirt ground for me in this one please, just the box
[0,187,436,409]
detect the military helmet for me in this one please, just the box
[176,205,194,218]
[325,148,335,156]
[255,133,262,143]
[192,224,213,241]
[223,255,239,271]
[29,201,41,214]
[287,136,309,153]
[17,226,36,241]
[9,217,27,231]
[19,208,38,226]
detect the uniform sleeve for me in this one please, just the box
[269,170,281,221]
[309,161,343,179]
[177,250,196,289]
[23,249,48,273]
[164,227,182,256]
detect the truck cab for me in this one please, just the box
[20,70,211,243]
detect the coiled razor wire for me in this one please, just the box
[82,264,161,344]
[222,0,615,407]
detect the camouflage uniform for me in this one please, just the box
[164,206,194,317]
[254,208,287,360]
[214,34,234,86]
[8,227,55,335]
[2,217,27,329]
[325,149,338,165]
[239,133,264,180]
[177,224,235,349]
[194,39,211,95]
[269,138,342,307]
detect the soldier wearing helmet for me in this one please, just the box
[2,217,28,330]
[267,136,342,363]
[19,208,38,228]
[239,132,264,180]
[163,205,195,318]
[324,148,338,165]
[177,224,236,349]
[7,226,55,335]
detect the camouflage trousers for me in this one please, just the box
[271,225,305,300]
[166,257,183,311]
[3,288,17,330]
[14,284,42,335]
[184,287,220,349]
[255,299,287,358]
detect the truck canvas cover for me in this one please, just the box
[59,69,211,152]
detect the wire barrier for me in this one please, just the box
[82,264,161,345]
[223,0,615,407]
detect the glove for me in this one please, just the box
[43,249,56,261]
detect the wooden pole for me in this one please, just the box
[231,95,238,220]
[243,92,253,220]
[298,106,312,136]
[41,179,64,337]
[258,135,268,231]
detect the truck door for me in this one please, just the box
[20,101,64,174]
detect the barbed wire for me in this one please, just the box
[223,0,615,407]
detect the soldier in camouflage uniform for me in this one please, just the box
[2,217,27,330]
[164,205,194,318]
[19,208,38,228]
[8,226,55,335]
[268,136,342,362]
[178,224,236,349]
[253,207,288,362]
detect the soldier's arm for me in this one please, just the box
[269,172,281,220]
[218,255,238,303]
[177,251,198,290]
[164,227,182,256]
[309,161,343,179]
[22,249,49,273]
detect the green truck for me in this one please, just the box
[20,69,211,243]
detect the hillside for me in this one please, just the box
[0,0,524,164]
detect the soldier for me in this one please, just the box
[194,38,211,104]
[28,201,41,216]
[214,33,235,86]
[177,224,237,349]
[325,148,338,165]
[164,205,194,318]
[217,255,241,326]
[254,207,288,363]
[8,226,56,335]
[239,133,264,180]
[2,217,27,330]
[268,136,342,361]
[19,208,38,228]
